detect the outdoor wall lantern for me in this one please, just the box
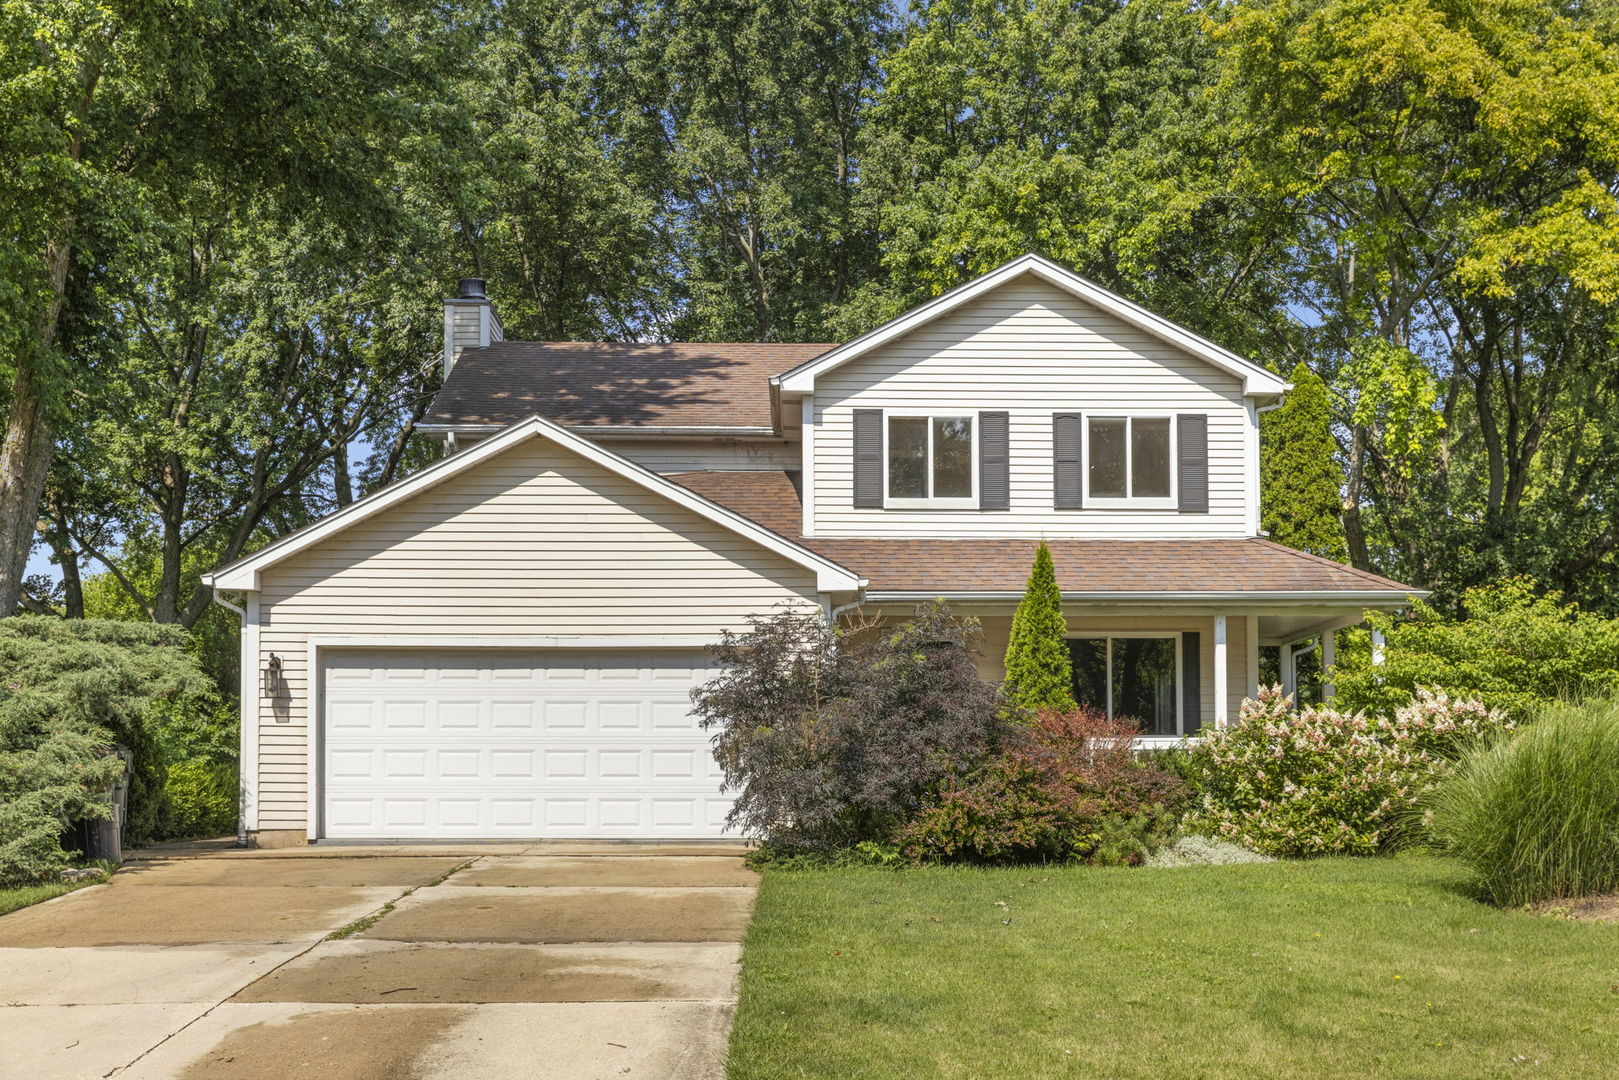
[264,652,283,698]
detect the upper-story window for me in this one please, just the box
[1087,415,1175,507]
[887,413,976,507]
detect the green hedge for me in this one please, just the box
[1333,578,1619,721]
[0,617,229,883]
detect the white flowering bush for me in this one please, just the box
[1182,686,1512,857]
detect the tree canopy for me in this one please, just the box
[8,0,1619,690]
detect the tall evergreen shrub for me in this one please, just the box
[1261,361,1347,560]
[1003,542,1076,713]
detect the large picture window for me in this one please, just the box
[1086,415,1174,506]
[887,414,975,504]
[1067,635,1180,736]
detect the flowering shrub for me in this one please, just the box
[898,707,1186,864]
[1182,686,1512,857]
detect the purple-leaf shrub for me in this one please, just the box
[692,601,1013,850]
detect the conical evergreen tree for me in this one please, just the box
[1003,541,1076,714]
[1261,362,1348,561]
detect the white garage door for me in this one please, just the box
[320,649,734,839]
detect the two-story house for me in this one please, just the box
[204,254,1420,847]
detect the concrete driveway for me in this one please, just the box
[0,842,756,1079]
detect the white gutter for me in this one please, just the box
[824,594,867,626]
[861,589,1427,603]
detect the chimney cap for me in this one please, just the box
[457,277,487,300]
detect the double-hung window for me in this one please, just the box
[886,414,976,507]
[1086,415,1175,507]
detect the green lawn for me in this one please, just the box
[0,864,114,917]
[727,856,1619,1079]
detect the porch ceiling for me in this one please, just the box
[860,599,1382,648]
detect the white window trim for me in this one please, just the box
[1067,632,1185,736]
[1083,413,1178,509]
[882,409,979,509]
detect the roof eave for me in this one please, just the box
[204,415,861,594]
[862,589,1428,605]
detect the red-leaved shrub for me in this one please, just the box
[898,707,1187,864]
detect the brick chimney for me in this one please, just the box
[442,277,503,377]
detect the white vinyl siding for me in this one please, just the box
[810,277,1251,537]
[252,436,820,832]
[589,436,799,474]
[449,305,483,355]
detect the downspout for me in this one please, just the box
[823,593,866,628]
[211,589,246,620]
[209,587,250,846]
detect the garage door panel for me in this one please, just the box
[321,648,732,839]
[598,701,643,729]
[438,701,482,729]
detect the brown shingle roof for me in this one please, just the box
[424,342,836,429]
[669,470,1421,595]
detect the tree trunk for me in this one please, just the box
[0,242,71,617]
[44,502,85,618]
[333,437,354,508]
[1341,423,1371,571]
[58,537,84,619]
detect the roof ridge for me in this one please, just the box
[484,340,841,348]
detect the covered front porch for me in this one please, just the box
[857,595,1399,744]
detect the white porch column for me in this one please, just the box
[1320,629,1336,700]
[1371,627,1386,666]
[1244,615,1260,704]
[1213,614,1228,728]
[1281,642,1296,702]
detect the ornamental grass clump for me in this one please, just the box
[1426,698,1619,907]
[1183,686,1511,857]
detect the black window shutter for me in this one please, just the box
[979,411,1010,510]
[1054,412,1083,509]
[853,409,883,508]
[1182,631,1202,735]
[1177,413,1209,513]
